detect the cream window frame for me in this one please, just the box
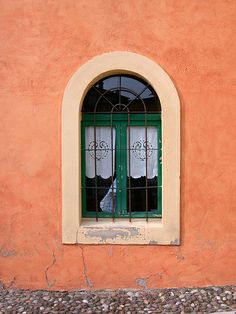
[62,52,180,245]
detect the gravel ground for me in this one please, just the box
[0,285,235,313]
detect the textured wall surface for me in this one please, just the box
[0,0,236,290]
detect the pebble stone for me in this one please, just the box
[0,285,235,313]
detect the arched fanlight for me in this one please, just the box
[82,74,161,113]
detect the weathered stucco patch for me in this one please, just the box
[85,227,139,243]
[0,246,17,257]
[170,238,179,245]
[149,240,158,244]
[136,278,147,289]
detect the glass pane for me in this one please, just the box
[97,76,119,91]
[82,88,115,113]
[85,177,115,212]
[127,176,157,212]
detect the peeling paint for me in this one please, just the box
[170,238,179,245]
[0,246,17,257]
[176,254,184,261]
[176,249,184,261]
[86,227,139,242]
[149,240,158,244]
[136,272,163,289]
[136,278,147,289]
[45,252,56,288]
[156,272,163,279]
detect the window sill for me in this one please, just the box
[71,219,179,245]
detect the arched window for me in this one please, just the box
[62,52,180,244]
[81,74,162,221]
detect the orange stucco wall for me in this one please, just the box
[0,0,236,290]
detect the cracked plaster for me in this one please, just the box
[45,252,56,288]
[79,246,93,288]
[0,247,17,257]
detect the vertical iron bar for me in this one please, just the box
[94,114,98,222]
[111,113,115,222]
[128,112,131,222]
[145,113,148,222]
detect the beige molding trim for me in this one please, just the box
[62,51,180,244]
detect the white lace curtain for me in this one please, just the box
[129,126,157,178]
[85,126,157,179]
[85,127,116,179]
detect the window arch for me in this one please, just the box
[62,52,180,244]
